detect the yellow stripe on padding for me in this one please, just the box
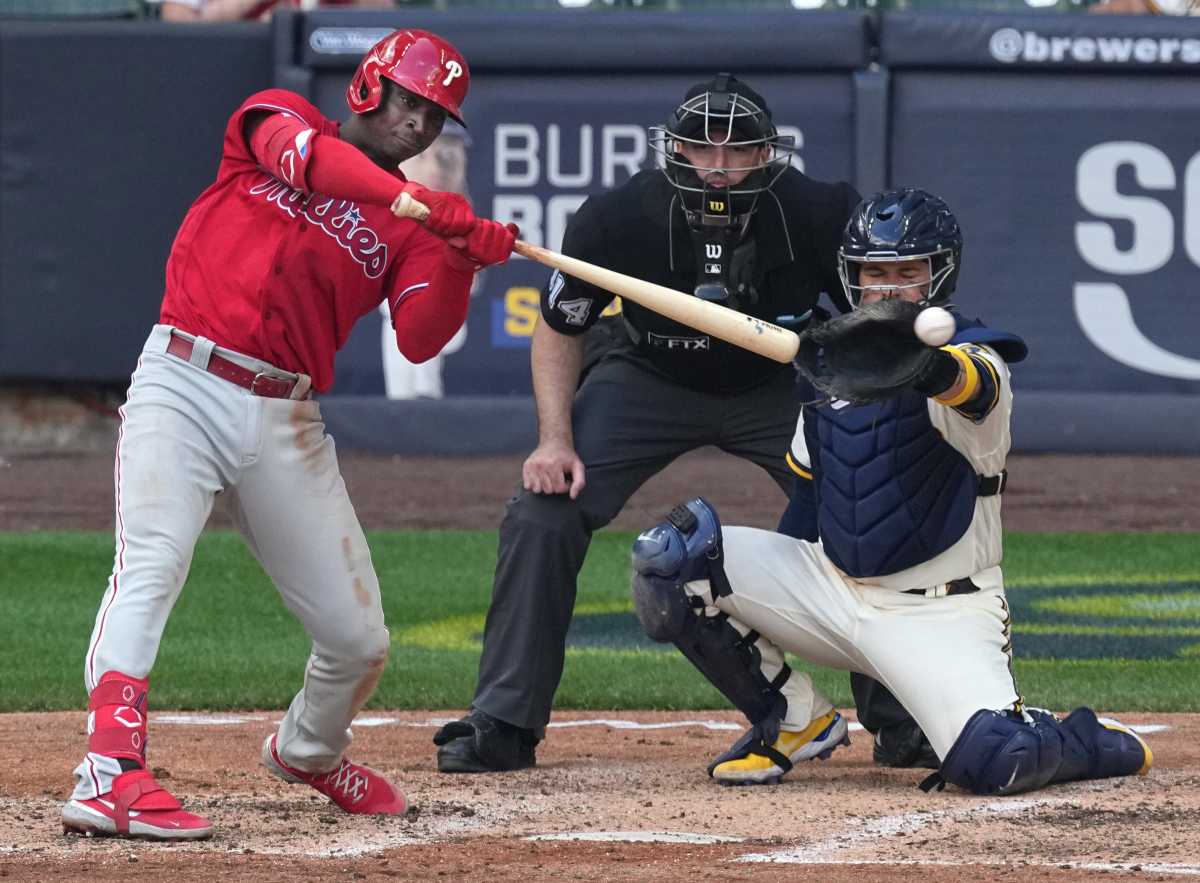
[935,346,980,408]
[785,451,812,479]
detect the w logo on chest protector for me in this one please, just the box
[249,176,388,279]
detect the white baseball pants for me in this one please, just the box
[73,325,389,800]
[687,526,1020,760]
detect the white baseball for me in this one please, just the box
[914,306,955,347]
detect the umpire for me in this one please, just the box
[436,74,855,771]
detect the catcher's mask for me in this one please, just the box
[838,188,962,309]
[650,73,796,230]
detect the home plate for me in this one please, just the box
[526,831,744,845]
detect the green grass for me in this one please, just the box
[2,530,1197,713]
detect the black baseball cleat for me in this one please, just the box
[434,710,539,773]
[872,721,940,770]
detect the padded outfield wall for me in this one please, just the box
[0,11,1196,453]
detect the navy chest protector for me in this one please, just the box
[806,392,976,577]
[804,321,1025,579]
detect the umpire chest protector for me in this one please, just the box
[547,169,855,395]
[805,391,978,578]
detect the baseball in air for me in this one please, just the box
[914,306,955,347]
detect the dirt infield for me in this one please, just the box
[3,447,1200,532]
[3,444,1198,879]
[0,711,1192,881]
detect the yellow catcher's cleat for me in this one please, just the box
[709,711,850,785]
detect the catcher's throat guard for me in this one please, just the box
[685,222,758,308]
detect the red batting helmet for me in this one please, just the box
[346,29,469,126]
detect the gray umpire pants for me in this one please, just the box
[472,351,798,731]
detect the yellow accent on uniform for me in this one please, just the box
[785,451,812,479]
[935,345,981,408]
[958,350,1001,419]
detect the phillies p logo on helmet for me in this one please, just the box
[346,29,471,126]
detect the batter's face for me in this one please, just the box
[346,82,447,169]
[676,128,770,187]
[857,259,931,305]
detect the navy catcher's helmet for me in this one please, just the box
[649,73,796,227]
[838,188,962,308]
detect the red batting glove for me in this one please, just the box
[400,183,476,238]
[446,221,518,270]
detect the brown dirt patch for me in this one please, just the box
[0,710,1192,881]
[3,448,1199,533]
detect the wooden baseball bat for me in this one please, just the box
[390,191,801,364]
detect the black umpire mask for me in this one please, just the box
[651,73,795,307]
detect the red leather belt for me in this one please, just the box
[165,333,302,399]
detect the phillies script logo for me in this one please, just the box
[249,177,388,279]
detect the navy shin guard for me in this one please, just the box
[631,498,785,732]
[936,707,1150,796]
[1054,707,1150,782]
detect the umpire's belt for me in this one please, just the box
[904,577,981,599]
[165,329,311,400]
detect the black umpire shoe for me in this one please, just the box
[872,721,940,770]
[434,709,539,773]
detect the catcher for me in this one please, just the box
[629,188,1153,794]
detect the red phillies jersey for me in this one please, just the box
[159,88,445,393]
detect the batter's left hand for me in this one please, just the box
[448,221,518,269]
[398,184,476,238]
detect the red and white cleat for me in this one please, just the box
[62,770,213,840]
[261,734,407,815]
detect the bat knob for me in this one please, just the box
[392,190,431,222]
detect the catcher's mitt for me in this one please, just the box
[797,299,943,405]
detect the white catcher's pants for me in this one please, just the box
[73,325,388,800]
[689,527,1020,760]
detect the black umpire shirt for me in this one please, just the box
[540,168,860,395]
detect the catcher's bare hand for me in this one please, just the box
[523,439,586,499]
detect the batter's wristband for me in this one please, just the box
[934,346,981,407]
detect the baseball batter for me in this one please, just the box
[631,189,1153,794]
[61,29,516,840]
